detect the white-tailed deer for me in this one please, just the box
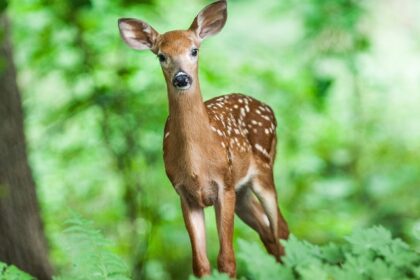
[118,0,289,277]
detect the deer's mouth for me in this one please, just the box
[172,71,192,90]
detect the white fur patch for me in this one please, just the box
[255,144,270,158]
[262,214,270,227]
[235,164,256,191]
[175,71,187,77]
[189,209,207,254]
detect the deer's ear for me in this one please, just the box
[189,0,227,41]
[118,18,159,51]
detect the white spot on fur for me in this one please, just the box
[255,143,270,158]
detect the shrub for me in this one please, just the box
[198,226,420,280]
[2,221,419,280]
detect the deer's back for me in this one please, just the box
[205,93,277,167]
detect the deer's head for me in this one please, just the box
[118,0,227,93]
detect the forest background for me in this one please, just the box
[0,0,419,279]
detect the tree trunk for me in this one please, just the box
[0,12,53,280]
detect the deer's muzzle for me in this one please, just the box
[172,71,192,90]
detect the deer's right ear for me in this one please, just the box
[118,18,159,51]
[189,0,227,41]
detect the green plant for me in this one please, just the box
[0,262,34,280]
[2,217,419,280]
[54,214,131,280]
[193,226,420,280]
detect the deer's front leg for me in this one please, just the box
[215,188,236,278]
[180,198,210,277]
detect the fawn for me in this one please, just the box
[118,0,289,277]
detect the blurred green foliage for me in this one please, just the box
[4,0,420,279]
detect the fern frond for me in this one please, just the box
[56,213,131,280]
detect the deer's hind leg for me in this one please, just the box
[250,171,288,260]
[235,183,286,260]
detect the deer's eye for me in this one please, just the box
[191,48,198,57]
[158,54,166,63]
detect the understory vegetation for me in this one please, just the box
[1,216,419,279]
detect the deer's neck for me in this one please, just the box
[167,82,212,148]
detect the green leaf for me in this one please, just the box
[345,226,393,256]
[0,262,35,280]
[282,235,322,268]
[237,239,294,280]
[189,270,231,280]
[320,242,345,264]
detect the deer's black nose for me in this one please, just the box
[172,72,192,89]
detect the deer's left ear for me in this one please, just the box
[189,0,227,41]
[118,18,159,52]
